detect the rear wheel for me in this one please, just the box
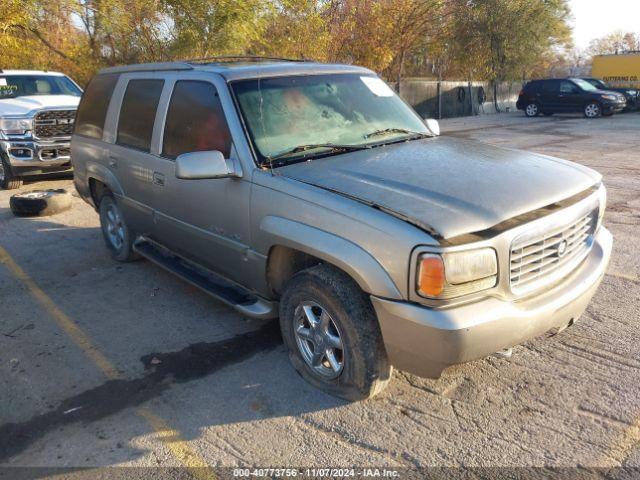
[0,157,22,190]
[279,264,391,401]
[99,193,139,262]
[525,103,540,117]
[584,102,602,118]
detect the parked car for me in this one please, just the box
[516,78,627,118]
[0,70,82,189]
[581,77,639,111]
[72,59,612,400]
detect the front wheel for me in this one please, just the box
[99,193,139,262]
[279,264,392,401]
[525,103,540,117]
[0,157,22,190]
[584,102,602,118]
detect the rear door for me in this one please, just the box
[104,75,167,235]
[538,80,561,111]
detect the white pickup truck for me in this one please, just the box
[0,70,82,189]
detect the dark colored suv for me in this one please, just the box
[581,77,639,111]
[516,78,627,118]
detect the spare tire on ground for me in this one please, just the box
[9,189,72,217]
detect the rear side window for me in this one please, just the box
[162,80,231,159]
[540,81,559,94]
[75,74,119,139]
[117,79,164,152]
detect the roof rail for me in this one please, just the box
[186,55,308,64]
[99,62,194,74]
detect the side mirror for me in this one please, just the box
[425,118,440,136]
[175,151,234,180]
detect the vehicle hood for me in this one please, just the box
[0,95,80,116]
[278,137,601,240]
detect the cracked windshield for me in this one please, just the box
[232,73,430,164]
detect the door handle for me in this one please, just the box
[152,172,165,186]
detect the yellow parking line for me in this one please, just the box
[606,270,639,283]
[0,247,122,380]
[0,245,216,479]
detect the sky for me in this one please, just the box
[570,0,640,49]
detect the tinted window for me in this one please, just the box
[524,81,540,93]
[117,79,164,152]
[560,81,579,94]
[162,81,231,159]
[75,74,119,139]
[540,81,559,94]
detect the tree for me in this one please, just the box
[588,31,640,56]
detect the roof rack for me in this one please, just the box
[186,55,308,64]
[99,62,195,74]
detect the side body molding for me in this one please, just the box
[259,216,402,299]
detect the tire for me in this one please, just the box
[9,189,72,217]
[584,102,602,118]
[98,193,139,262]
[525,103,540,117]
[0,157,22,190]
[279,264,392,401]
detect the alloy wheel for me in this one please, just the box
[526,104,539,116]
[105,202,125,251]
[294,301,344,379]
[585,103,600,118]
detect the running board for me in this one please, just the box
[133,238,277,320]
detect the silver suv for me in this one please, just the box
[72,59,612,400]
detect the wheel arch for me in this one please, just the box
[261,216,402,300]
[86,161,123,207]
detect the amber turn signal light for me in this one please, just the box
[417,254,445,297]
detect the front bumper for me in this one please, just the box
[602,100,626,114]
[1,138,72,172]
[373,227,612,378]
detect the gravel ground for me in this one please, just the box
[0,111,638,477]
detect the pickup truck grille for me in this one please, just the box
[510,208,597,294]
[34,110,76,139]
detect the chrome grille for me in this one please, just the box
[34,110,76,138]
[510,209,597,294]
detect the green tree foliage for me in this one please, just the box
[1,0,573,85]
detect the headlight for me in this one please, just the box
[597,184,607,231]
[0,117,32,135]
[601,94,617,101]
[417,248,497,299]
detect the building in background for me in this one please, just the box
[592,52,640,88]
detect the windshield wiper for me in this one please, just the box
[263,143,370,165]
[364,128,431,140]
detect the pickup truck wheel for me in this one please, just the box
[279,264,391,401]
[0,157,22,190]
[99,193,139,262]
[10,189,72,216]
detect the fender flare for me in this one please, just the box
[260,216,402,299]
[86,161,124,198]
